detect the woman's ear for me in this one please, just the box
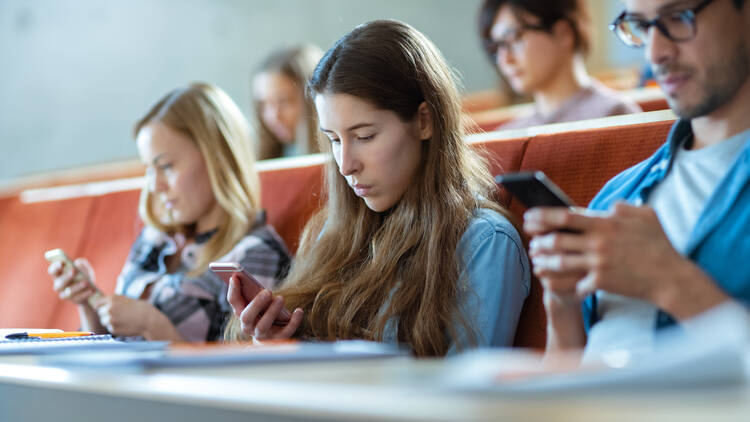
[551,19,576,52]
[416,101,434,141]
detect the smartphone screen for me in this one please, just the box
[494,171,575,208]
[209,262,291,325]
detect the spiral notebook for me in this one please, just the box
[0,329,167,355]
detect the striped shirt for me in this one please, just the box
[116,216,290,342]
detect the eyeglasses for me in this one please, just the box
[610,0,716,48]
[484,24,548,59]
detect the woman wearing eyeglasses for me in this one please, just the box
[478,0,641,130]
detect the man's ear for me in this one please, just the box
[416,101,434,141]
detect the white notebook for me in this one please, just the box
[0,329,167,355]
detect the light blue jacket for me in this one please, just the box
[584,120,750,331]
[381,208,530,353]
[452,208,530,351]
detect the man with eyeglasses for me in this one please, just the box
[524,0,750,359]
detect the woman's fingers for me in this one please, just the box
[47,261,64,277]
[52,265,75,292]
[276,308,304,338]
[68,286,95,304]
[254,295,287,336]
[50,259,94,306]
[67,281,89,295]
[239,290,273,335]
[73,290,94,304]
[227,276,249,317]
[236,290,299,340]
[74,258,96,284]
[56,276,93,304]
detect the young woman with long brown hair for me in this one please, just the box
[227,20,529,356]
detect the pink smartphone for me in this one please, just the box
[209,262,291,325]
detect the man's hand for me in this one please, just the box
[525,202,728,320]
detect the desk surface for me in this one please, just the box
[1,353,749,422]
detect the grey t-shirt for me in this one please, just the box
[583,128,750,361]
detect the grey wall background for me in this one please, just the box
[0,0,645,184]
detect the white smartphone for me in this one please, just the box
[44,248,103,307]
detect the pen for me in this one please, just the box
[5,331,94,340]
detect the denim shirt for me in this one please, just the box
[583,120,750,332]
[452,208,530,351]
[380,208,530,353]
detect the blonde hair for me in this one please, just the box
[228,21,514,356]
[253,44,324,160]
[134,82,261,276]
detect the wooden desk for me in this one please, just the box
[1,354,748,422]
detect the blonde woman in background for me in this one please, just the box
[48,83,291,342]
[252,44,324,160]
[226,21,529,356]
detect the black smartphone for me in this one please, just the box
[494,171,575,208]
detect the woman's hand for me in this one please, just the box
[93,295,154,337]
[227,275,303,340]
[48,257,98,306]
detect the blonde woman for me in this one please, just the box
[252,44,324,160]
[48,83,291,342]
[227,21,530,356]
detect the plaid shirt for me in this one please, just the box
[116,216,290,342]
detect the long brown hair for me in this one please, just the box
[253,44,323,160]
[134,82,261,276]
[266,20,513,357]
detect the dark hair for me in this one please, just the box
[733,0,746,8]
[478,0,591,60]
[308,21,427,123]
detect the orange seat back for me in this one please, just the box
[259,163,325,254]
[0,196,95,328]
[49,190,142,330]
